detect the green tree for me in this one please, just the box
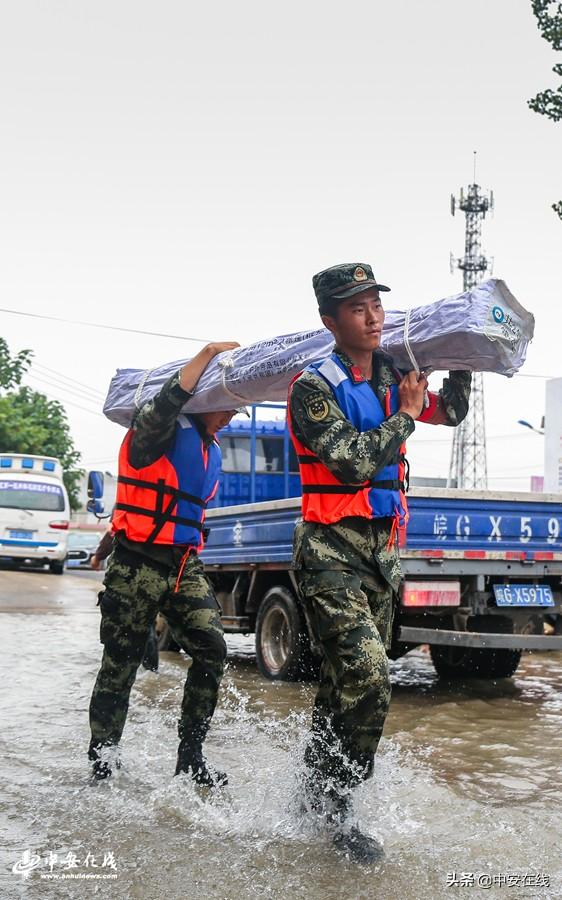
[0,339,83,509]
[528,0,562,219]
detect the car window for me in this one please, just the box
[0,480,64,512]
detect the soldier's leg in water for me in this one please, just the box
[302,655,337,786]
[88,547,167,775]
[297,569,390,862]
[297,569,392,788]
[160,553,227,784]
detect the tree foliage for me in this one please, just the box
[0,339,83,509]
[528,1,562,218]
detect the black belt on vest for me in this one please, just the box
[117,475,207,507]
[116,475,207,544]
[298,457,404,493]
[302,479,404,494]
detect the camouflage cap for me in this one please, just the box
[313,263,391,312]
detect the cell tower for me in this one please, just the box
[448,154,494,489]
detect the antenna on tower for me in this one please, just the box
[447,163,493,490]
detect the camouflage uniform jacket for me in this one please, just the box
[116,371,212,567]
[289,349,471,590]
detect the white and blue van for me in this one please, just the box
[0,453,70,574]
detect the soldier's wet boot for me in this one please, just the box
[141,623,159,672]
[174,736,228,787]
[328,750,383,864]
[88,739,121,781]
[328,792,384,865]
[302,736,383,864]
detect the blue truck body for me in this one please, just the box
[201,488,562,680]
[204,489,562,564]
[198,411,562,679]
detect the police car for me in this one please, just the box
[0,454,70,574]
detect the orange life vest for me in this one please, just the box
[287,354,409,540]
[112,414,220,551]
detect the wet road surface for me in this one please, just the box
[0,567,560,899]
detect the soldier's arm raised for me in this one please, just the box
[129,341,240,469]
[289,373,416,484]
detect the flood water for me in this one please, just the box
[0,569,560,899]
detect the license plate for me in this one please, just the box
[494,584,554,607]
[9,530,33,540]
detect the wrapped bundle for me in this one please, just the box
[103,278,533,428]
[380,279,534,374]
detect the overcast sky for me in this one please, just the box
[1,0,561,489]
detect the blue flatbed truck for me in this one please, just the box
[88,413,562,681]
[195,488,562,681]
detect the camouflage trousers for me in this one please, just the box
[295,568,395,788]
[88,543,226,749]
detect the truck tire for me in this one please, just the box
[430,615,522,679]
[49,560,65,575]
[255,586,316,682]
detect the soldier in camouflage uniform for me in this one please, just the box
[289,263,471,861]
[88,340,243,784]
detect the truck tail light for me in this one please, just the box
[402,580,461,607]
[49,520,69,530]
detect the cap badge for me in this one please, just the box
[353,266,368,282]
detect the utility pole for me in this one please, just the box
[448,153,493,489]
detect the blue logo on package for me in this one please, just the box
[492,306,505,323]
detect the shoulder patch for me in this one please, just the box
[305,393,330,422]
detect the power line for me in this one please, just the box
[31,368,105,404]
[24,376,105,418]
[26,373,103,409]
[33,362,105,400]
[0,306,211,343]
[415,431,543,445]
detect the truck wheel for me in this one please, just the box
[155,614,180,653]
[255,586,315,681]
[430,615,522,679]
[49,560,65,575]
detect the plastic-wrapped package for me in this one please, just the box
[380,279,533,374]
[103,279,534,428]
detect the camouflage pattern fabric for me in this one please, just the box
[290,346,470,790]
[89,543,226,748]
[289,348,471,587]
[296,568,395,788]
[129,370,198,469]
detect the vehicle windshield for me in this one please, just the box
[221,436,299,473]
[0,480,65,512]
